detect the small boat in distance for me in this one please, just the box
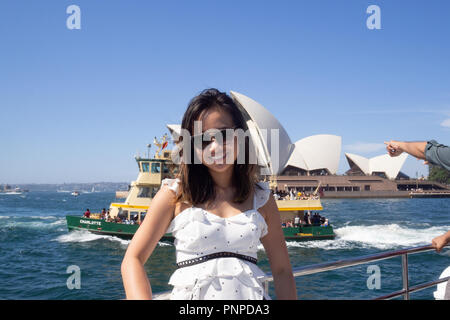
[0,185,27,195]
[71,191,80,197]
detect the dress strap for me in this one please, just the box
[254,181,271,210]
[161,178,181,196]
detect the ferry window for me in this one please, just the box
[151,162,161,173]
[365,185,371,191]
[138,187,151,198]
[142,162,150,172]
[118,210,128,219]
[162,163,170,174]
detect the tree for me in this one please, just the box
[428,164,450,184]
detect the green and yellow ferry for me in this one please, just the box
[271,178,335,241]
[66,135,176,241]
[66,136,335,242]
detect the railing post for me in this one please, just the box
[263,280,269,296]
[401,254,410,300]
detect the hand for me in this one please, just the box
[384,141,403,157]
[431,231,450,253]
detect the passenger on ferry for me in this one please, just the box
[83,209,91,218]
[289,189,295,200]
[294,216,300,227]
[304,212,311,225]
[311,213,321,226]
[101,208,107,219]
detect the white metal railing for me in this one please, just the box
[153,244,450,300]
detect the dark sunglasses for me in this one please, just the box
[191,128,236,150]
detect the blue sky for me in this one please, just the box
[0,0,449,184]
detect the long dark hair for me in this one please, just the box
[175,88,259,205]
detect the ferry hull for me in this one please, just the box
[282,225,335,241]
[65,216,174,241]
[67,216,334,242]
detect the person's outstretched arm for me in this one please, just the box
[385,140,450,170]
[121,186,176,299]
[260,196,297,300]
[384,140,427,160]
[432,231,450,253]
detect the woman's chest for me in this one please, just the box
[173,211,264,252]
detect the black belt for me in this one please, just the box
[176,251,257,269]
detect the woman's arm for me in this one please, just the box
[259,196,297,300]
[121,186,176,299]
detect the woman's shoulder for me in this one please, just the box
[160,178,191,216]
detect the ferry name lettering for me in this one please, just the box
[80,219,101,226]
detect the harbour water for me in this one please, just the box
[1,191,449,300]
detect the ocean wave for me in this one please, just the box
[28,216,60,220]
[335,224,450,249]
[2,218,66,230]
[53,230,172,248]
[54,230,131,246]
[281,224,450,251]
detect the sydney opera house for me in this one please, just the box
[167,91,449,198]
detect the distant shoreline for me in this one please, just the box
[8,182,129,193]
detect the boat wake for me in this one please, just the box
[283,223,450,251]
[1,217,66,231]
[54,230,131,246]
[54,230,172,248]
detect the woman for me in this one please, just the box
[121,88,297,300]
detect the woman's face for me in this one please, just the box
[194,108,238,174]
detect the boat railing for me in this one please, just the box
[153,244,449,300]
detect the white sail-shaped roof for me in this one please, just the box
[230,91,294,175]
[166,124,181,140]
[345,152,408,179]
[287,135,342,174]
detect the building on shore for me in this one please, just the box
[166,91,450,198]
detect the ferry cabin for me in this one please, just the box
[108,150,177,224]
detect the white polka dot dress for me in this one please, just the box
[161,178,272,300]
